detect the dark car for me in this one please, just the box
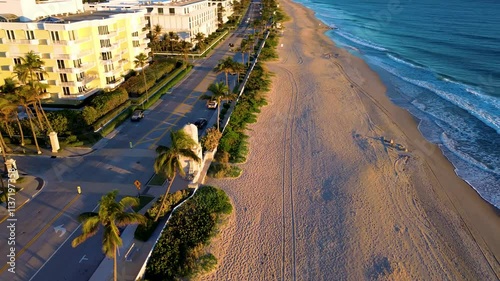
[193,118,208,129]
[131,109,144,121]
[229,43,234,47]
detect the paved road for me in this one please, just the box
[0,7,257,281]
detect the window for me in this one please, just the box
[104,64,114,72]
[98,26,109,35]
[50,31,59,41]
[133,41,140,47]
[7,30,15,40]
[158,8,163,14]
[57,60,65,69]
[100,39,111,48]
[101,52,112,60]
[73,59,82,68]
[132,31,139,37]
[26,30,35,40]
[78,86,86,93]
[106,76,116,84]
[68,30,76,41]
[76,72,84,81]
[63,87,70,95]
[35,72,44,81]
[13,58,21,65]
[60,73,68,82]
[169,8,175,14]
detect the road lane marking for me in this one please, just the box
[28,203,100,281]
[133,94,197,147]
[0,195,80,274]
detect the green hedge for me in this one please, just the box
[134,189,192,241]
[145,186,232,280]
[123,59,179,97]
[92,100,131,131]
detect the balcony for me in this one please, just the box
[104,77,125,89]
[103,68,122,77]
[60,75,96,87]
[51,50,93,60]
[57,62,97,74]
[143,38,151,44]
[51,37,92,45]
[100,43,119,52]
[98,31,118,39]
[2,38,41,45]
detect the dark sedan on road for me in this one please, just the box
[131,109,144,121]
[193,118,208,129]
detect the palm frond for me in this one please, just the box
[115,212,147,227]
[119,196,140,210]
[77,212,98,223]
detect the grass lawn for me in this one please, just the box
[132,195,155,212]
[148,174,167,186]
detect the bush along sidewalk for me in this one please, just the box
[134,189,192,242]
[144,185,232,280]
[217,62,271,164]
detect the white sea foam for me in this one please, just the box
[368,58,500,134]
[441,133,499,175]
[335,31,388,51]
[387,54,424,69]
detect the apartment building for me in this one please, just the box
[86,0,219,42]
[0,0,150,101]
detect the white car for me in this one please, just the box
[207,100,218,109]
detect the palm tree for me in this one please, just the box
[153,129,200,222]
[14,52,57,152]
[166,31,179,53]
[17,87,42,154]
[150,24,163,57]
[72,190,146,281]
[134,53,150,104]
[239,39,250,66]
[194,32,206,52]
[207,82,230,131]
[215,57,235,89]
[1,79,25,146]
[176,40,193,65]
[232,61,246,86]
[245,36,255,66]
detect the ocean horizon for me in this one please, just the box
[293,0,500,208]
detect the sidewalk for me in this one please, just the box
[0,175,45,223]
[89,176,198,281]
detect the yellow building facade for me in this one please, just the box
[0,10,151,101]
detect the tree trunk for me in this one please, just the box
[38,98,54,132]
[217,97,221,131]
[31,101,45,132]
[241,52,245,66]
[225,72,229,89]
[113,244,117,281]
[154,173,176,222]
[142,70,149,104]
[3,121,13,138]
[0,132,11,153]
[15,116,25,146]
[25,107,41,154]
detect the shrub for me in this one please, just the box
[144,186,232,280]
[200,127,222,151]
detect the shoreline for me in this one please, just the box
[204,0,500,279]
[300,0,500,268]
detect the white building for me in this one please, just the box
[85,0,220,41]
[0,0,84,21]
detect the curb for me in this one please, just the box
[0,177,45,224]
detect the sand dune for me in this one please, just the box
[203,0,500,280]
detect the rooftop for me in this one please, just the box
[59,9,144,22]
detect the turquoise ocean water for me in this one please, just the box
[293,0,500,208]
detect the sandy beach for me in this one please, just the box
[203,0,500,279]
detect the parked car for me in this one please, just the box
[131,109,144,121]
[207,100,218,109]
[229,43,235,47]
[193,118,208,129]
